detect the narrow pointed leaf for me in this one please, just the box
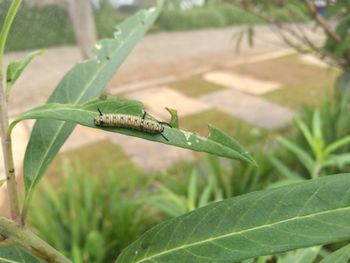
[278,137,315,174]
[5,50,43,96]
[295,118,315,154]
[320,244,350,263]
[165,107,179,129]
[10,97,255,164]
[116,173,350,263]
[268,156,304,180]
[325,135,350,156]
[22,2,163,207]
[323,153,350,168]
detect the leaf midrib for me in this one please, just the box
[135,205,350,262]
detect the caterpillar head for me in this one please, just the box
[95,115,103,126]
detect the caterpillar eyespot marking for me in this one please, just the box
[95,108,170,141]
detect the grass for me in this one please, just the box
[180,109,270,146]
[168,75,226,97]
[154,4,261,31]
[47,140,143,183]
[230,55,339,110]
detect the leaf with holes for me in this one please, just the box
[21,1,164,215]
[10,97,255,165]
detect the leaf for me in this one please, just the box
[295,118,315,154]
[324,135,350,156]
[21,2,164,212]
[187,170,198,212]
[320,244,350,263]
[267,178,305,189]
[311,110,324,155]
[280,246,321,263]
[165,107,179,129]
[0,246,41,262]
[268,156,304,180]
[277,137,315,175]
[5,50,43,96]
[10,97,255,164]
[116,173,350,263]
[323,153,350,168]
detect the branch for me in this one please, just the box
[0,82,21,224]
[302,0,340,43]
[0,216,71,263]
[302,0,350,66]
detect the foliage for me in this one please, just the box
[20,4,165,218]
[0,1,300,52]
[156,4,260,31]
[29,163,157,263]
[231,0,350,70]
[1,0,350,262]
[268,95,350,190]
[0,1,75,52]
[5,50,43,96]
[147,154,274,218]
[117,173,350,262]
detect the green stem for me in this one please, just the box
[0,0,22,225]
[0,216,71,263]
[0,0,22,81]
[0,81,21,224]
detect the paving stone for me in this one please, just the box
[126,86,212,120]
[200,89,295,130]
[204,71,282,95]
[108,133,194,172]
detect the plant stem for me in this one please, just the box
[0,0,22,224]
[0,82,21,224]
[0,216,71,263]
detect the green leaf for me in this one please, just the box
[0,247,41,262]
[187,170,198,212]
[165,107,179,129]
[325,135,350,156]
[116,173,350,263]
[280,246,321,263]
[295,118,315,154]
[21,2,164,212]
[323,153,350,168]
[311,110,324,155]
[11,97,254,164]
[268,156,303,180]
[320,244,350,263]
[277,137,315,175]
[5,50,43,96]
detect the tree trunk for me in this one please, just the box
[68,0,97,60]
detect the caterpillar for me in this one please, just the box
[94,108,169,141]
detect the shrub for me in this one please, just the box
[29,162,159,262]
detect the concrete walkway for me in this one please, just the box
[200,89,295,129]
[5,25,298,116]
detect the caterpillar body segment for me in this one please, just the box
[94,109,168,140]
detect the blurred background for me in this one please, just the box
[1,0,349,262]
